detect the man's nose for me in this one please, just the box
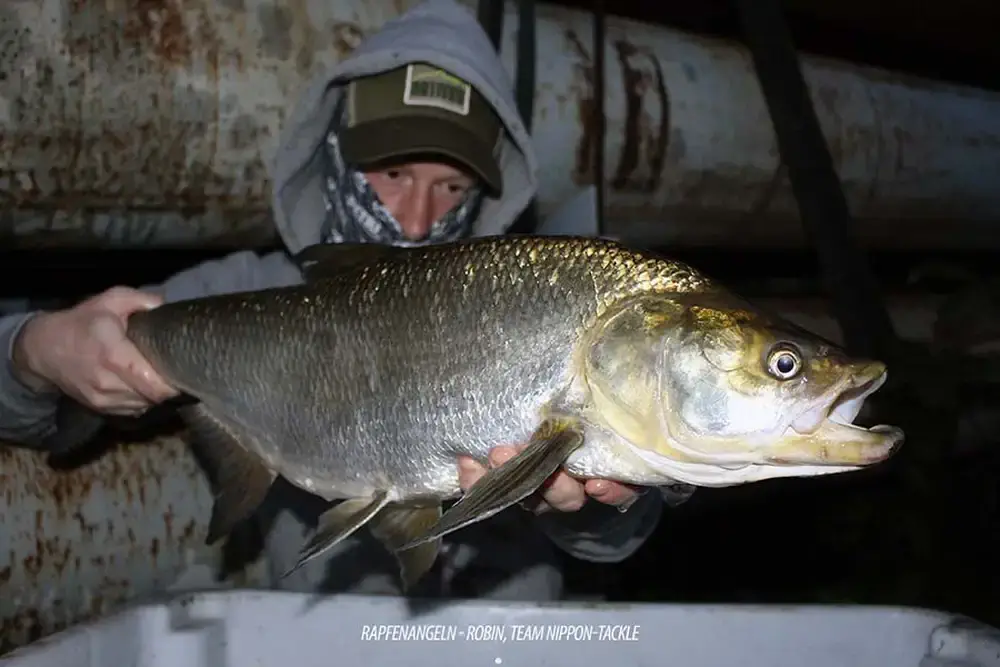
[393,187,435,241]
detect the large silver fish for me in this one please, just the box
[118,235,903,590]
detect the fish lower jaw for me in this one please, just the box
[622,441,874,488]
[775,418,904,467]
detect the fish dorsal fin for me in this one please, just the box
[294,243,406,281]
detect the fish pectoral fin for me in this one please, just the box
[368,504,443,593]
[178,404,277,545]
[281,491,391,579]
[295,242,406,281]
[396,417,586,552]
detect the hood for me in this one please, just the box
[269,0,540,255]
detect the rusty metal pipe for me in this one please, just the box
[1,0,999,249]
[0,438,270,653]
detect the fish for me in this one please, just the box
[111,235,903,591]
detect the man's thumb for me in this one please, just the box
[98,287,164,316]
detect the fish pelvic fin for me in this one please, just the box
[294,242,406,281]
[281,491,391,579]
[396,417,586,552]
[368,504,444,593]
[179,404,277,545]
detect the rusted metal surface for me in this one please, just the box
[503,4,1000,249]
[0,0,999,249]
[0,435,270,654]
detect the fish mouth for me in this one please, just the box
[768,362,904,466]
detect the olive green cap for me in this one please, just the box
[340,63,504,195]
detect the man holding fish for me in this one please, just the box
[0,0,661,599]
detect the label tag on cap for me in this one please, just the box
[402,64,471,116]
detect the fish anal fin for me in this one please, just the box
[368,504,443,593]
[294,243,406,281]
[281,491,391,578]
[396,417,585,551]
[178,404,277,545]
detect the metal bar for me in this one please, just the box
[732,0,897,359]
[592,0,606,237]
[477,0,505,50]
[2,0,1000,250]
[506,0,539,235]
[515,0,536,132]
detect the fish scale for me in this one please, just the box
[107,235,902,591]
[131,237,711,496]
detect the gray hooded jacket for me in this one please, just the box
[0,0,660,599]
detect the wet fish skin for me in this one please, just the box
[119,235,904,588]
[125,237,713,499]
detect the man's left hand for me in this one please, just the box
[457,445,643,514]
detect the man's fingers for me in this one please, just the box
[457,455,485,490]
[487,446,518,467]
[540,472,586,512]
[104,342,178,404]
[585,479,641,508]
[73,379,150,415]
[97,287,163,317]
[480,446,647,513]
[128,359,179,404]
[484,446,588,514]
[585,479,615,502]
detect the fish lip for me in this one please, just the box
[769,421,905,467]
[765,423,903,467]
[827,363,888,426]
[770,362,904,466]
[790,362,888,436]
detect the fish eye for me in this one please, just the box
[766,344,802,380]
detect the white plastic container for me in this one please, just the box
[3,590,1000,667]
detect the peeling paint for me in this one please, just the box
[1,0,1000,248]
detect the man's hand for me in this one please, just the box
[11,287,179,416]
[457,445,643,514]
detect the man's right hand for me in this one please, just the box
[11,287,179,416]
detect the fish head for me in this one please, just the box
[582,290,904,486]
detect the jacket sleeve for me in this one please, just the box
[0,249,300,447]
[0,312,62,445]
[536,490,662,563]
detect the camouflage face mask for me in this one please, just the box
[320,105,484,247]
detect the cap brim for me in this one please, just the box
[339,116,503,197]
